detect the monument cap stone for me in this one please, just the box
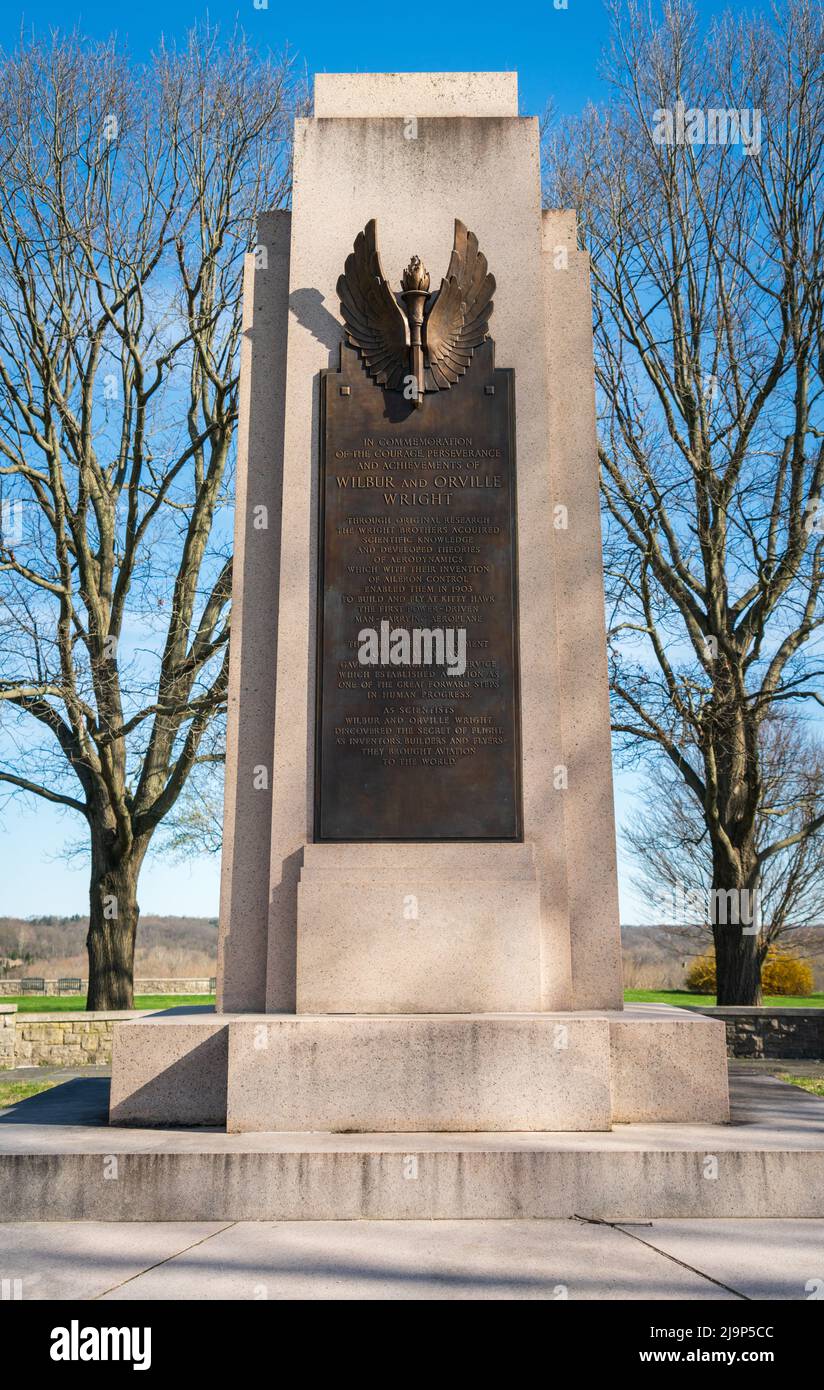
[313,71,519,118]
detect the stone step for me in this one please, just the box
[2,1073,823,1221]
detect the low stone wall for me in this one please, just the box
[688,1006,824,1059]
[1,1007,156,1067]
[0,977,214,997]
[0,1005,15,1067]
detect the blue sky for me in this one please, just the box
[3,0,772,118]
[0,0,778,921]
[8,1,608,117]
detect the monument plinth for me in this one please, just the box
[110,71,729,1134]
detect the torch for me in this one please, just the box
[400,255,430,408]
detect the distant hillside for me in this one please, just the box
[1,915,821,988]
[0,915,218,978]
[620,922,824,990]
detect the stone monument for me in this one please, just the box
[110,71,729,1134]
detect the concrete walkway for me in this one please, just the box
[2,1217,822,1300]
[4,1069,824,1152]
[1,1064,111,1083]
[729,1059,824,1079]
[4,1058,822,1085]
[3,1061,817,1084]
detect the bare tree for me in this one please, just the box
[624,713,824,961]
[154,720,225,861]
[0,28,297,1006]
[545,0,824,1002]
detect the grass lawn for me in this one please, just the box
[0,1078,58,1106]
[625,989,824,1008]
[779,1075,824,1098]
[3,994,215,1013]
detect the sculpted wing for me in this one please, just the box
[424,220,495,389]
[337,220,409,390]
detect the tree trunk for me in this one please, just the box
[704,674,764,1005]
[713,923,763,1005]
[86,840,143,1010]
[710,845,763,1004]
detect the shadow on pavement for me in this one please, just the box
[0,1076,110,1126]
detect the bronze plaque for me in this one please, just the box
[315,338,521,840]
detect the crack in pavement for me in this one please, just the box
[88,1218,757,1301]
[91,1223,239,1300]
[574,1215,749,1300]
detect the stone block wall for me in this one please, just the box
[689,1007,824,1060]
[1,1008,156,1067]
[0,977,214,997]
[0,1005,15,1067]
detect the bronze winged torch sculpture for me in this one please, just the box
[336,219,495,408]
[400,254,430,407]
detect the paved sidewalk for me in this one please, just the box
[3,1069,823,1152]
[3,1059,822,1084]
[2,1064,111,1084]
[729,1060,824,1079]
[2,1059,821,1086]
[1,1218,822,1300]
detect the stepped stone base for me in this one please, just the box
[109,1004,729,1132]
[3,1071,821,1221]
